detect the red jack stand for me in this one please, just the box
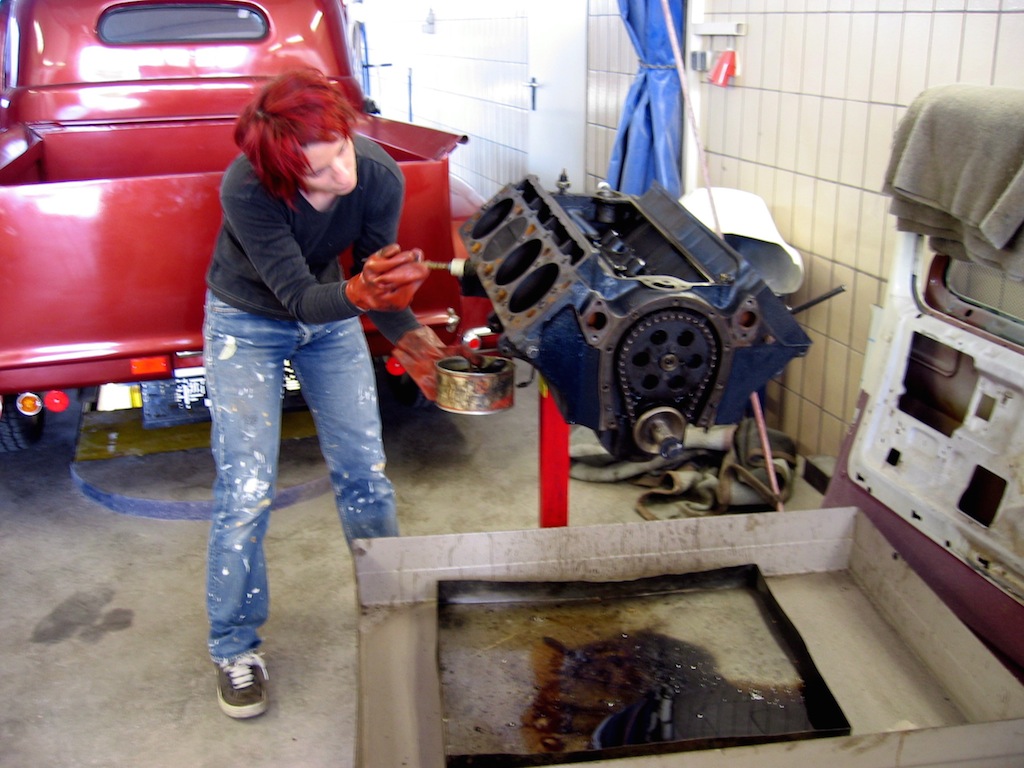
[538,378,569,528]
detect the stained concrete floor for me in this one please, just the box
[0,371,821,768]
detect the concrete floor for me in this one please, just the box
[0,372,821,768]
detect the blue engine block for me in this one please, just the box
[459,177,811,460]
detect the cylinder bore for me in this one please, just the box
[471,197,515,239]
[495,238,543,286]
[508,262,560,314]
[482,217,529,263]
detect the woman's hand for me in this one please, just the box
[391,326,448,401]
[344,244,429,312]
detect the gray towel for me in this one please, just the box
[883,84,1024,277]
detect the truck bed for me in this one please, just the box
[0,116,474,393]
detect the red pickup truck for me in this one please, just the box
[0,0,484,449]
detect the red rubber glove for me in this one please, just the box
[391,326,448,401]
[344,244,429,312]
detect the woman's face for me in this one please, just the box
[301,136,357,197]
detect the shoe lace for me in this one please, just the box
[222,653,268,690]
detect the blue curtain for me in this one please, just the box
[606,0,685,199]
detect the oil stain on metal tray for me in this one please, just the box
[437,564,850,766]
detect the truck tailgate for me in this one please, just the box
[0,173,217,390]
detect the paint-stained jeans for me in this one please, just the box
[203,292,398,663]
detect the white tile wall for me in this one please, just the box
[691,1,1024,457]
[358,1,530,198]
[585,5,637,192]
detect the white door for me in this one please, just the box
[526,0,588,194]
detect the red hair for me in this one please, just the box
[235,68,359,202]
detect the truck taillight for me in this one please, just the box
[130,356,171,376]
[16,392,43,416]
[44,390,70,412]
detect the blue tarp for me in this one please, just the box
[606,0,685,199]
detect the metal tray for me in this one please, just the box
[437,565,849,765]
[355,508,1024,768]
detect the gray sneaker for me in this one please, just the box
[216,652,269,719]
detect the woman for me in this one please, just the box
[202,68,445,719]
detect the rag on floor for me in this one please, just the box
[569,420,798,520]
[883,83,1024,277]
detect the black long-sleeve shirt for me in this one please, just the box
[206,134,418,343]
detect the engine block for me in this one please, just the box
[459,177,811,461]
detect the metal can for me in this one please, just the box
[435,356,515,415]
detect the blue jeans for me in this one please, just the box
[203,292,398,663]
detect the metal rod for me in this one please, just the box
[750,392,784,512]
[789,284,846,316]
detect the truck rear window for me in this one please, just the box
[98,4,269,44]
[946,259,1024,327]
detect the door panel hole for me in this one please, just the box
[957,465,1006,527]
